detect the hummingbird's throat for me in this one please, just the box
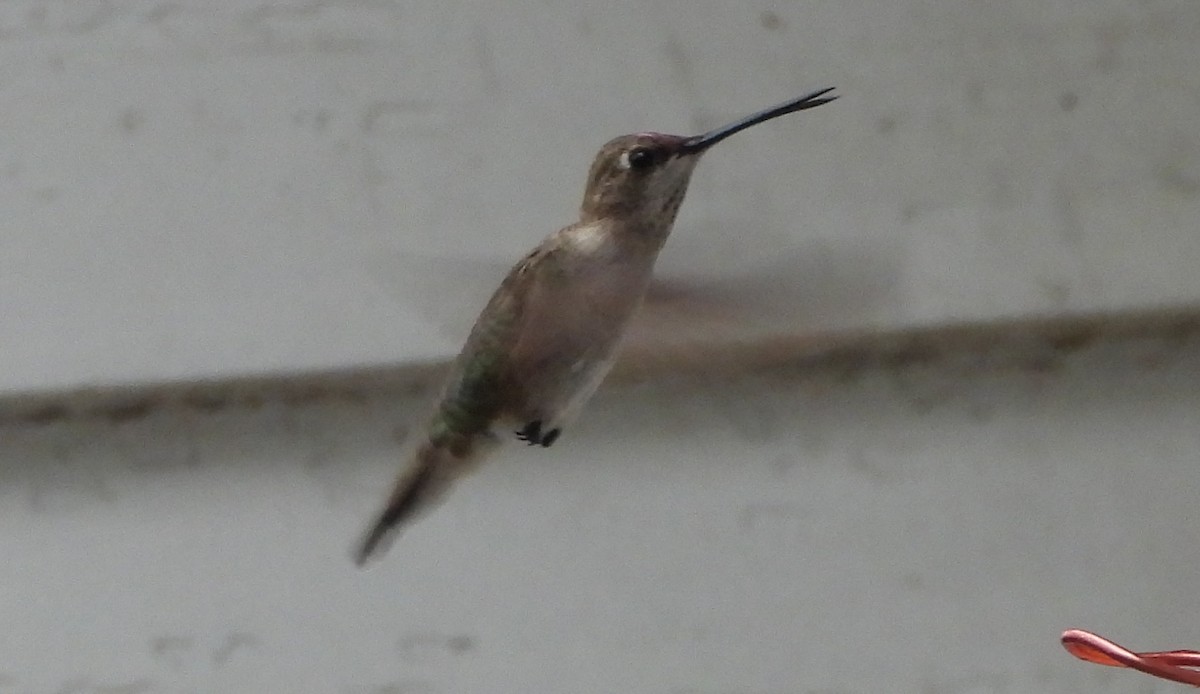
[657,184,687,223]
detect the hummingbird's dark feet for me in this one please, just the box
[516,420,561,447]
[516,419,541,444]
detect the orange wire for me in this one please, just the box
[1062,629,1200,687]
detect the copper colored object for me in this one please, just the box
[1062,629,1200,687]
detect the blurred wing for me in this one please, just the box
[624,234,900,358]
[366,232,900,371]
[365,250,511,344]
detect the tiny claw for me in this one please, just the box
[1061,629,1200,687]
[515,420,560,447]
[517,420,543,445]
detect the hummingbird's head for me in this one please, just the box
[578,87,838,230]
[579,132,703,227]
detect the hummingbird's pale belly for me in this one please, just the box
[540,333,625,426]
[502,260,650,434]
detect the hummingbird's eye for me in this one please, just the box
[624,147,657,171]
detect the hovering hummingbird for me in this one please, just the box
[354,87,838,565]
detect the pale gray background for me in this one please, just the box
[0,1,1198,693]
[0,0,1197,392]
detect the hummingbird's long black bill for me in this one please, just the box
[680,87,837,154]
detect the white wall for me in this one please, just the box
[1,322,1198,693]
[0,0,1197,393]
[2,2,1199,693]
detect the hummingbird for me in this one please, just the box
[354,87,838,565]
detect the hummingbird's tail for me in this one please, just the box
[353,436,489,566]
